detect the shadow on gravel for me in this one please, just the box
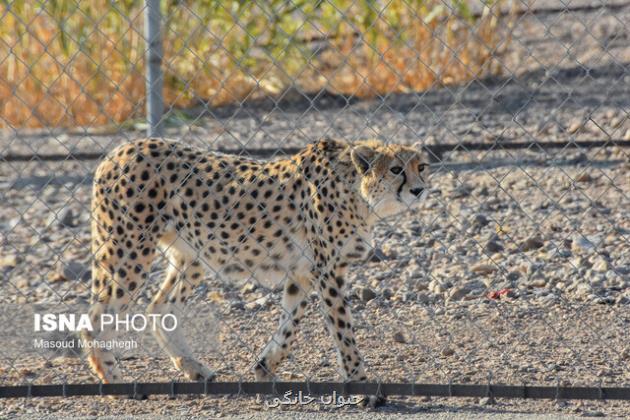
[177,62,630,124]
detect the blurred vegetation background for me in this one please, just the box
[0,0,506,128]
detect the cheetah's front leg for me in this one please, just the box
[316,269,386,407]
[254,276,312,380]
[315,270,367,382]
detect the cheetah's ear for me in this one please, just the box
[351,145,377,174]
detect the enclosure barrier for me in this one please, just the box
[3,139,630,163]
[2,381,630,401]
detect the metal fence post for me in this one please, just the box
[144,0,164,137]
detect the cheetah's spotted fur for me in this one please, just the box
[83,138,429,384]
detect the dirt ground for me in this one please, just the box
[1,1,629,418]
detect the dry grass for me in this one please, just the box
[0,0,507,129]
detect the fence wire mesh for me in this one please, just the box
[1,0,630,416]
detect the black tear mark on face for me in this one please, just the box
[396,169,407,199]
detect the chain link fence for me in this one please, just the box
[1,0,629,416]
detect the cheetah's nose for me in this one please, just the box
[410,187,424,197]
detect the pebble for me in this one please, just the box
[576,283,593,298]
[484,239,503,254]
[241,283,257,294]
[0,254,19,268]
[48,272,67,283]
[471,263,497,275]
[61,261,90,281]
[360,287,377,302]
[49,207,76,228]
[405,263,424,280]
[416,292,431,304]
[575,173,593,183]
[441,347,455,356]
[567,120,583,134]
[529,278,547,288]
[521,235,544,251]
[592,257,609,273]
[583,411,605,417]
[451,184,472,198]
[392,331,407,343]
[572,235,599,252]
[506,271,521,282]
[369,247,391,262]
[380,243,398,259]
[472,214,489,228]
[244,295,270,310]
[448,286,471,301]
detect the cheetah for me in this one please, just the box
[83,137,429,385]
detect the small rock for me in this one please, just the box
[484,235,503,254]
[554,249,571,258]
[62,261,90,281]
[245,295,270,310]
[207,291,225,303]
[448,286,471,301]
[49,207,76,228]
[19,368,36,379]
[575,173,593,183]
[451,184,472,198]
[521,235,544,251]
[406,263,425,280]
[592,257,609,273]
[572,235,599,252]
[529,278,547,288]
[16,278,29,289]
[368,247,391,262]
[582,411,605,417]
[0,254,19,269]
[360,287,377,302]
[472,214,489,228]
[471,263,497,275]
[230,301,245,311]
[476,185,489,196]
[576,283,593,298]
[48,272,67,283]
[47,261,89,283]
[241,283,257,294]
[441,347,455,356]
[567,120,583,134]
[484,240,503,254]
[506,271,521,282]
[1,217,21,231]
[393,331,407,343]
[380,243,398,259]
[416,292,431,304]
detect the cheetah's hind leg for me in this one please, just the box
[148,247,215,382]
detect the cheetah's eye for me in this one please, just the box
[418,163,427,173]
[390,166,403,175]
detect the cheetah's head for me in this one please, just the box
[349,140,430,220]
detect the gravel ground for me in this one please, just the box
[1,3,630,418]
